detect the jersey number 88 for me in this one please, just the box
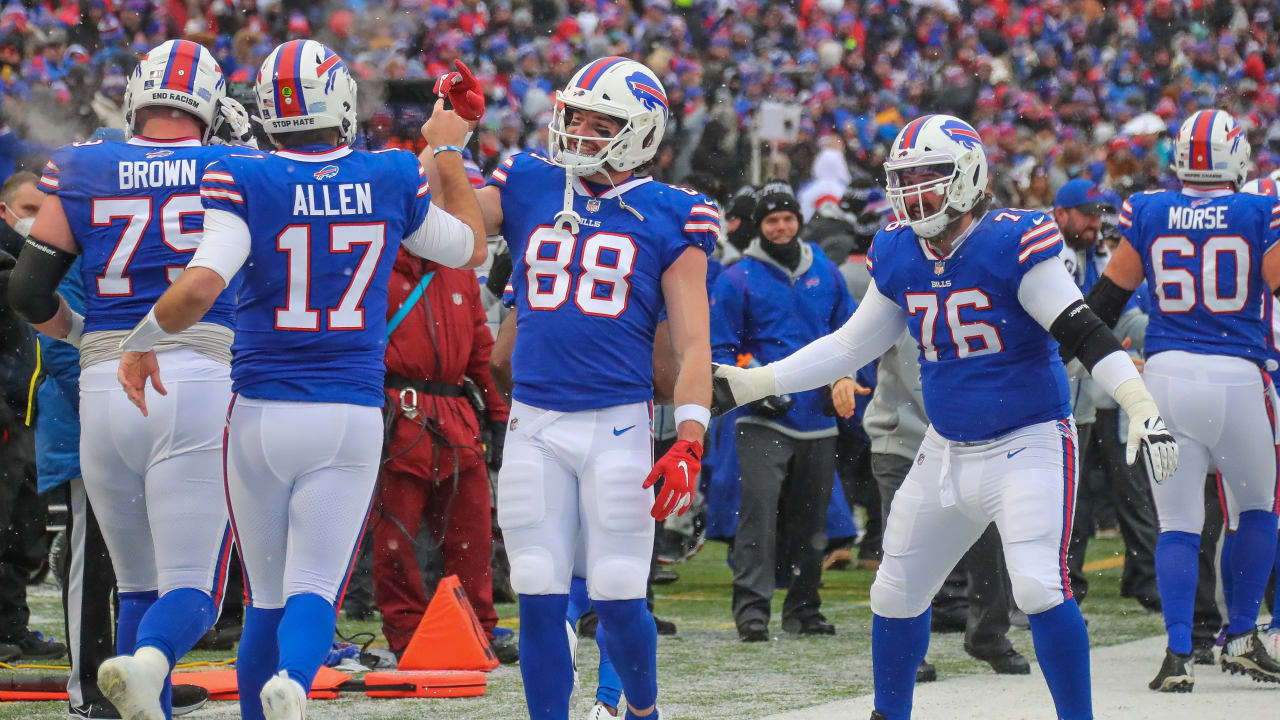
[524,226,637,318]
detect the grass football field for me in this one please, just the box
[0,536,1162,719]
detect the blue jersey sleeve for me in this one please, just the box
[1118,191,1156,255]
[199,157,249,220]
[37,145,73,196]
[376,149,431,237]
[1264,197,1280,254]
[1013,212,1064,273]
[864,222,904,298]
[672,193,720,268]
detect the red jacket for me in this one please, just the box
[383,249,509,480]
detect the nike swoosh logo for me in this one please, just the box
[1007,448,1026,459]
[677,460,690,483]
[613,425,636,436]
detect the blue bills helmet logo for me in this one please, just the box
[625,71,668,113]
[940,118,982,150]
[313,164,340,180]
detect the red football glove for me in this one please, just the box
[433,59,485,122]
[643,439,703,522]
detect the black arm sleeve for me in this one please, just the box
[6,236,78,324]
[1083,274,1134,329]
[1051,298,1128,369]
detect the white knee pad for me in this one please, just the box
[869,572,931,618]
[1009,570,1063,616]
[509,547,562,596]
[587,557,649,601]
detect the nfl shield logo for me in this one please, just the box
[586,198,601,213]
[934,262,945,275]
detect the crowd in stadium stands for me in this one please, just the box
[0,0,1279,691]
[0,0,1277,205]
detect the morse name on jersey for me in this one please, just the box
[118,158,198,189]
[1168,205,1229,230]
[292,182,373,216]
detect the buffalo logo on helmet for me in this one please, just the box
[625,71,667,113]
[939,119,982,150]
[313,165,340,181]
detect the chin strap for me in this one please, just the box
[553,171,582,234]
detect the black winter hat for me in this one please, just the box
[752,179,802,231]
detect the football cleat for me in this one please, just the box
[97,655,165,720]
[1221,629,1280,683]
[260,671,307,720]
[1148,647,1193,692]
[1265,628,1280,663]
[586,702,619,720]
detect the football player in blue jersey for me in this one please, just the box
[1234,176,1280,661]
[109,40,486,720]
[455,56,715,720]
[8,39,256,720]
[711,114,1178,720]
[1084,110,1280,690]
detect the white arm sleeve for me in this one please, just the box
[772,279,907,395]
[187,208,251,284]
[1016,256,1141,397]
[402,204,474,268]
[1015,256,1086,331]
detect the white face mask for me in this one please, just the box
[14,215,34,238]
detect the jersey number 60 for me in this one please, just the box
[524,226,637,318]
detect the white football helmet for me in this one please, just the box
[124,39,226,141]
[1174,109,1250,187]
[1241,177,1280,196]
[883,114,989,238]
[548,57,668,176]
[255,40,358,145]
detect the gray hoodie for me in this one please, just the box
[862,328,929,461]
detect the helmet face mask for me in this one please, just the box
[548,103,633,175]
[547,57,667,176]
[883,115,988,239]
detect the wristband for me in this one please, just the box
[433,145,464,158]
[674,403,711,433]
[120,308,173,353]
[65,311,84,349]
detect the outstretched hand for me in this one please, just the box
[433,59,485,122]
[118,350,166,416]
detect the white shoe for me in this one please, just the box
[587,702,619,720]
[97,655,165,720]
[260,671,307,720]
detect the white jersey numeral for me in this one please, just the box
[905,289,1004,361]
[92,197,153,296]
[275,223,386,331]
[524,227,636,317]
[93,195,213,295]
[1150,234,1250,314]
[160,194,205,283]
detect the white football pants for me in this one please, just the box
[78,349,233,598]
[1142,350,1278,534]
[497,400,654,601]
[871,417,1079,618]
[223,396,382,609]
